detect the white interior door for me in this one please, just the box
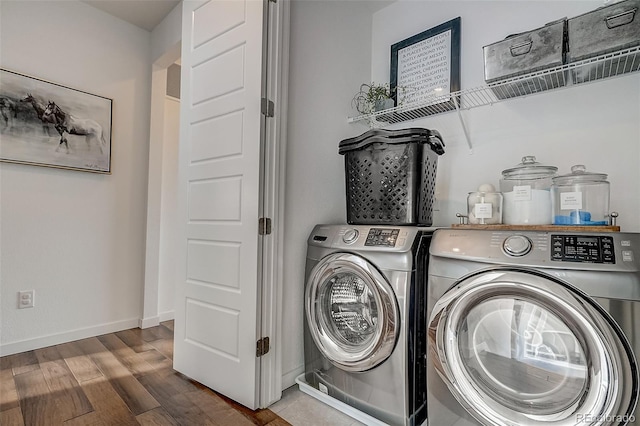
[174,0,265,409]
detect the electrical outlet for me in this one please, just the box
[18,290,35,309]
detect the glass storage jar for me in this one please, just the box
[467,184,503,224]
[551,165,610,225]
[500,156,558,225]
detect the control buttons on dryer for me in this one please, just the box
[364,228,400,247]
[550,234,615,263]
[503,235,532,257]
[342,229,359,244]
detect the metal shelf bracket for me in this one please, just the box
[348,46,640,153]
[452,95,472,153]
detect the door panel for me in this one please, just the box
[188,177,242,220]
[185,298,240,357]
[192,0,245,43]
[428,269,637,425]
[174,0,264,409]
[186,240,241,288]
[305,253,399,372]
[192,46,245,102]
[190,111,244,160]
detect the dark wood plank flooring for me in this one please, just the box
[0,321,289,426]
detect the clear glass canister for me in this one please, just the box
[500,156,558,225]
[467,191,503,224]
[551,165,610,225]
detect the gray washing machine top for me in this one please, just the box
[307,224,437,269]
[429,228,640,270]
[429,228,640,300]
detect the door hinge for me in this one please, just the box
[261,98,275,117]
[256,337,270,357]
[258,217,272,235]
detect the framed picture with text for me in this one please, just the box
[390,17,461,115]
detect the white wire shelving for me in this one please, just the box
[348,46,640,150]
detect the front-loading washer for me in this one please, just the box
[426,228,639,426]
[303,224,435,426]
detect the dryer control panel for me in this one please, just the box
[365,228,400,247]
[550,234,615,264]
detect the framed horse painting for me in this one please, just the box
[0,68,112,174]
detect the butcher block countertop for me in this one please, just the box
[450,224,621,232]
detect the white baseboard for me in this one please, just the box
[296,374,389,426]
[282,364,304,389]
[0,317,140,357]
[139,311,174,329]
[139,316,160,329]
[159,310,174,322]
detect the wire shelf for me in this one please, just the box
[349,46,640,128]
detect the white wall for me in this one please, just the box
[371,0,640,231]
[283,0,640,389]
[0,1,152,354]
[142,69,180,328]
[158,97,180,318]
[142,66,167,328]
[142,4,182,328]
[151,2,182,67]
[283,0,391,387]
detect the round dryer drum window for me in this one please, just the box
[305,253,399,372]
[429,269,638,426]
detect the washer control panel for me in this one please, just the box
[365,228,400,247]
[551,234,615,264]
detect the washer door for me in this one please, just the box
[305,252,400,372]
[429,269,638,426]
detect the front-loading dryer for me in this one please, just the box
[426,228,639,426]
[303,224,435,426]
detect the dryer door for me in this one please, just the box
[429,268,638,426]
[305,252,400,372]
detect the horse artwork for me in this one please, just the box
[0,96,18,129]
[21,93,55,136]
[43,101,108,155]
[0,68,112,173]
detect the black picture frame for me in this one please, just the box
[0,68,112,174]
[390,17,461,116]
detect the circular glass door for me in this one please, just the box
[429,269,638,426]
[305,252,399,372]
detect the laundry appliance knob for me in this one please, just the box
[503,235,532,257]
[342,229,359,244]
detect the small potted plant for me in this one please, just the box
[351,82,407,118]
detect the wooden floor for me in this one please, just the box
[0,321,289,426]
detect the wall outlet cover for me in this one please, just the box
[18,290,35,309]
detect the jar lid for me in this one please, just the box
[552,164,608,184]
[501,156,558,179]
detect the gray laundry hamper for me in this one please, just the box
[338,128,445,226]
